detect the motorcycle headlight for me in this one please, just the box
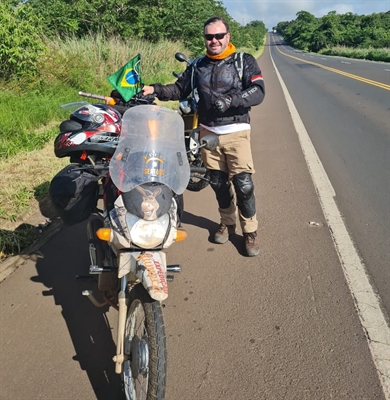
[126,213,170,248]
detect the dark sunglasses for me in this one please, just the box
[204,32,228,41]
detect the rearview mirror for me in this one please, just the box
[175,52,189,64]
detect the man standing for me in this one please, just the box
[142,16,265,256]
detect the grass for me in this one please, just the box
[0,144,68,221]
[0,36,189,159]
[0,144,69,259]
[319,45,390,62]
[0,226,38,258]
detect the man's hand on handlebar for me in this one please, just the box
[142,85,155,96]
[109,89,156,115]
[135,91,156,103]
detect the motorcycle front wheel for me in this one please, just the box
[123,285,167,400]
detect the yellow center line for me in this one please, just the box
[272,37,390,91]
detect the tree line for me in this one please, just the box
[275,10,390,52]
[0,0,267,84]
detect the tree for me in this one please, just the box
[276,9,390,52]
[25,0,230,52]
[0,0,46,81]
[283,11,318,50]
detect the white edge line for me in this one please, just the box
[269,45,390,398]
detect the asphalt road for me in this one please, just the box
[0,35,389,399]
[270,33,390,314]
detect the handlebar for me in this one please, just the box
[78,90,156,116]
[78,91,117,105]
[74,164,209,186]
[78,91,156,106]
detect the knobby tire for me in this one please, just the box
[123,285,167,400]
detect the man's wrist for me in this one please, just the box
[229,93,243,108]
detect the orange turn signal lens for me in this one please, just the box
[105,96,117,105]
[176,229,188,242]
[96,228,111,241]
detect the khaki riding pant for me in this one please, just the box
[200,126,258,233]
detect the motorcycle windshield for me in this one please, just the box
[110,105,190,194]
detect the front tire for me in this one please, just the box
[123,285,167,400]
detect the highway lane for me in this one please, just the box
[269,33,390,316]
[276,37,390,88]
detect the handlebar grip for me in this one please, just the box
[190,167,207,174]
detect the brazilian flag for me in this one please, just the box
[107,54,144,102]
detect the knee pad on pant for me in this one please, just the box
[232,172,256,218]
[209,170,232,209]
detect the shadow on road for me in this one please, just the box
[31,220,124,400]
[182,211,247,256]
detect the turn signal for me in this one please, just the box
[105,96,117,105]
[96,228,111,241]
[176,229,188,242]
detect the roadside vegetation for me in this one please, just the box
[275,10,390,62]
[319,46,390,62]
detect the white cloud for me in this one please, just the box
[221,0,390,29]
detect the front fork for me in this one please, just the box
[85,253,181,374]
[112,263,181,374]
[113,275,129,374]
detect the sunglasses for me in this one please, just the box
[204,32,228,41]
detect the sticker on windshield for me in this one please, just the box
[143,151,165,177]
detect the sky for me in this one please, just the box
[221,0,390,29]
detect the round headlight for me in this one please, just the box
[127,213,170,248]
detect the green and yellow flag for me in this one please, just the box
[107,54,144,102]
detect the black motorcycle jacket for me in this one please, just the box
[152,52,265,127]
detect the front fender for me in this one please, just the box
[118,251,168,301]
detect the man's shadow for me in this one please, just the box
[182,211,245,256]
[31,216,125,400]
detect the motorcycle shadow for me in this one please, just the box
[182,211,246,256]
[31,218,125,400]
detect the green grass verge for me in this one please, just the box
[319,46,390,62]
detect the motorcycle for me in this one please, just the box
[173,52,210,192]
[76,83,210,193]
[50,101,218,399]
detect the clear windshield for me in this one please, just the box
[109,105,190,194]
